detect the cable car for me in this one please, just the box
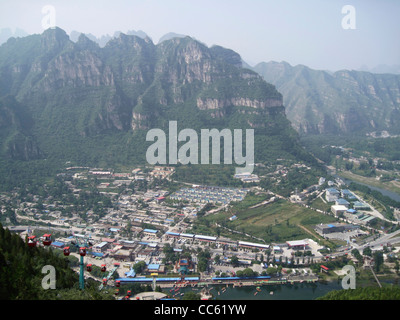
[114,289,119,295]
[103,278,107,285]
[27,236,37,248]
[101,264,107,272]
[127,290,131,297]
[79,247,86,256]
[43,234,52,246]
[63,246,70,256]
[115,280,120,287]
[86,264,92,272]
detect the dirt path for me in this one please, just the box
[297,224,323,241]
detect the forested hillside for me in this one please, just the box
[0,223,112,300]
[317,286,400,300]
[0,28,319,190]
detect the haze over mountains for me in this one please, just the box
[0,27,311,170]
[0,27,399,172]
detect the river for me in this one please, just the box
[336,175,400,202]
[176,281,344,300]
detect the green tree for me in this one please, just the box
[230,255,239,267]
[351,248,363,265]
[197,259,208,272]
[133,261,147,274]
[266,267,277,275]
[182,291,201,300]
[362,247,372,257]
[373,251,384,273]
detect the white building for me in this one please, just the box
[331,205,348,217]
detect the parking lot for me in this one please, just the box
[323,229,367,242]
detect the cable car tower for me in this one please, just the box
[70,234,93,290]
[27,228,119,292]
[69,233,118,291]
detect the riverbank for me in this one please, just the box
[337,171,400,202]
[156,275,319,289]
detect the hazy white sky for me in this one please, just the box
[0,0,399,71]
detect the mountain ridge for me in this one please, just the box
[252,61,400,135]
[0,27,314,175]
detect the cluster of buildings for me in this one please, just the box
[42,227,322,280]
[169,185,249,205]
[325,187,376,225]
[233,172,260,183]
[71,166,175,183]
[164,231,272,251]
[45,233,163,268]
[97,190,180,232]
[12,163,389,287]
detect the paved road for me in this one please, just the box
[345,229,400,253]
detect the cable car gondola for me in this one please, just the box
[86,264,92,272]
[63,246,70,256]
[79,247,86,256]
[42,234,52,246]
[101,264,107,272]
[115,280,120,287]
[27,236,37,248]
[102,278,107,285]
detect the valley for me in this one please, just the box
[0,27,400,301]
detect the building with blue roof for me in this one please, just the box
[148,264,160,269]
[147,264,162,273]
[91,252,104,258]
[125,268,136,278]
[115,276,199,283]
[165,231,180,238]
[51,241,65,248]
[315,223,359,235]
[143,229,158,235]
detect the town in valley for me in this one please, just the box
[2,155,400,299]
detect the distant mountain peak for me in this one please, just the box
[76,33,99,49]
[40,27,71,52]
[69,29,150,48]
[158,32,188,43]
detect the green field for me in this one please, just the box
[200,195,337,244]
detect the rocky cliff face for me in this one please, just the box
[0,28,307,166]
[196,97,283,110]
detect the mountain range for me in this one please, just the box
[0,27,312,173]
[1,26,398,189]
[253,61,400,135]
